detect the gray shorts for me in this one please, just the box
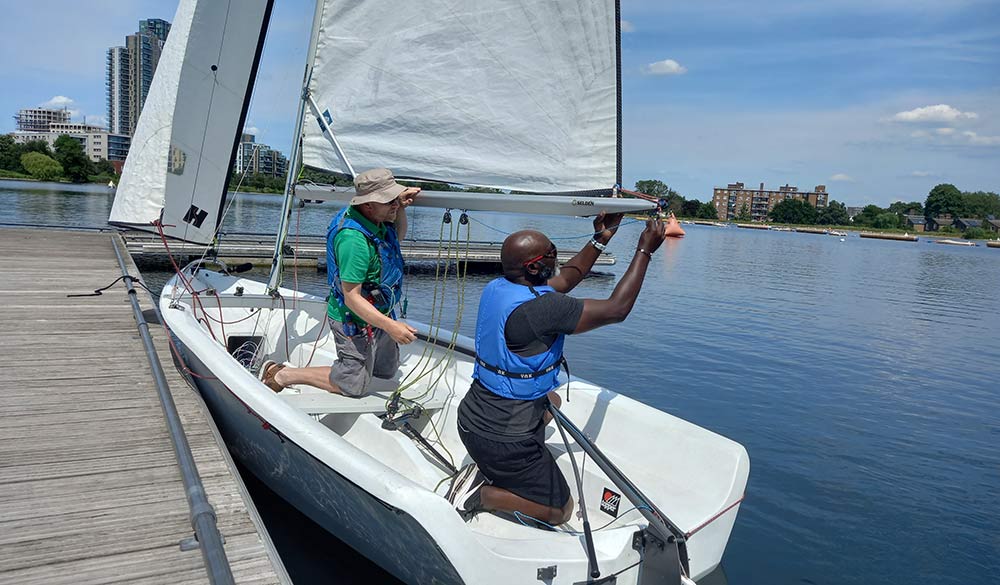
[328,318,399,397]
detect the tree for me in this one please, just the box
[736,202,751,222]
[769,198,817,224]
[20,152,63,181]
[873,212,899,229]
[634,179,683,215]
[697,201,719,220]
[0,135,22,171]
[887,201,923,216]
[924,184,964,220]
[20,139,55,158]
[960,191,1000,219]
[92,158,117,177]
[963,227,989,240]
[816,200,850,225]
[852,204,885,227]
[633,179,671,199]
[681,198,702,217]
[53,135,93,183]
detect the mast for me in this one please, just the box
[266,0,329,294]
[615,0,623,189]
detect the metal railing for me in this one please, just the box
[110,235,235,585]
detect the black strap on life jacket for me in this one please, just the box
[475,356,566,380]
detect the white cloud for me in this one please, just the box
[911,171,933,177]
[245,126,261,136]
[643,59,687,76]
[935,127,955,135]
[961,131,1000,146]
[890,104,978,123]
[85,115,108,128]
[39,95,82,119]
[621,20,635,33]
[830,173,855,182]
[41,95,74,108]
[910,130,930,138]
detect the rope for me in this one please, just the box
[684,494,746,538]
[67,275,154,297]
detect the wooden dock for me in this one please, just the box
[120,231,616,269]
[0,227,287,584]
[859,232,918,242]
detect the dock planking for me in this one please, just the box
[119,230,616,269]
[0,228,286,584]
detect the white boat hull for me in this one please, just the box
[160,266,749,584]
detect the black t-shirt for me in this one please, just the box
[458,291,584,442]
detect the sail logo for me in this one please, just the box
[183,205,208,228]
[600,487,621,517]
[572,200,595,206]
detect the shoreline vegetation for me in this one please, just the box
[7,156,997,241]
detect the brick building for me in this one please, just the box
[711,182,829,222]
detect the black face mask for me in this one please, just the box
[524,262,555,285]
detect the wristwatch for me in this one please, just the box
[589,238,607,252]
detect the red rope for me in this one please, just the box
[619,188,658,203]
[302,314,329,368]
[685,494,746,538]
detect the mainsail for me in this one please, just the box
[109,0,274,244]
[302,0,621,194]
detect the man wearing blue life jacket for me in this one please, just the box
[453,214,667,525]
[262,168,419,395]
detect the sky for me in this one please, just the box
[1,0,997,206]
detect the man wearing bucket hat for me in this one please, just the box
[261,168,420,395]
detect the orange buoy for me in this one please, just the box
[664,212,686,238]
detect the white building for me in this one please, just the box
[10,124,128,163]
[13,108,71,132]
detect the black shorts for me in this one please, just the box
[458,424,571,509]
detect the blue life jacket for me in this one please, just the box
[473,278,566,400]
[326,207,404,318]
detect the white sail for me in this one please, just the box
[303,0,620,194]
[109,0,273,244]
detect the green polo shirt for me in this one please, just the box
[327,206,389,326]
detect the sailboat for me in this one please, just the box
[109,1,749,583]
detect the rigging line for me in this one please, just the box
[394,213,462,396]
[302,314,330,368]
[67,275,154,297]
[292,202,302,310]
[413,218,462,391]
[198,307,261,326]
[156,221,223,343]
[422,413,456,469]
[408,215,471,403]
[393,221,451,396]
[684,494,746,539]
[209,142,263,264]
[395,212,451,393]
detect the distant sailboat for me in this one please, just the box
[108,1,748,583]
[107,179,116,190]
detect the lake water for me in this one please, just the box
[3,180,998,585]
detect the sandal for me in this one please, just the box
[260,360,287,393]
